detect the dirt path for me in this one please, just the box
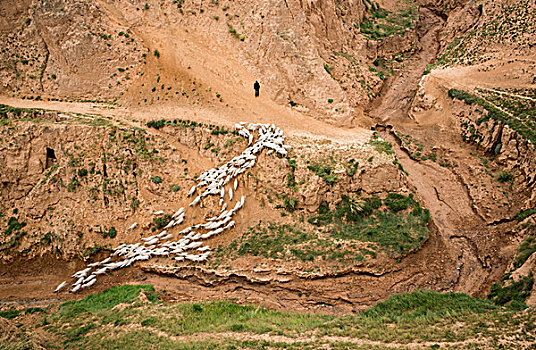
[0,95,369,143]
[106,326,493,349]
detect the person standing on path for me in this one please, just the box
[254,81,260,97]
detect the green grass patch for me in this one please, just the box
[363,290,496,321]
[516,208,536,221]
[488,274,534,309]
[59,284,157,318]
[368,134,394,155]
[513,235,536,269]
[309,194,430,258]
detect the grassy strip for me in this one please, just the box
[5,285,534,349]
[147,118,238,135]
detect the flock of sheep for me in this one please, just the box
[54,122,290,293]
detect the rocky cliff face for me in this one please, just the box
[454,100,536,208]
[0,0,429,123]
[0,110,409,262]
[0,0,144,100]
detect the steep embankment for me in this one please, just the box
[369,0,536,303]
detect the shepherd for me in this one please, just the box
[254,80,260,97]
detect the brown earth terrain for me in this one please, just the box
[1,0,536,348]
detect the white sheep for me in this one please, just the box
[54,281,67,293]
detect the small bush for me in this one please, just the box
[77,168,88,177]
[108,226,117,239]
[488,274,533,308]
[497,172,513,183]
[154,49,160,58]
[153,214,172,229]
[151,176,163,184]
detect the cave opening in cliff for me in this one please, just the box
[45,147,56,169]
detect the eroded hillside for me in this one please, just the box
[1,0,536,348]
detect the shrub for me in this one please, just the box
[108,226,117,239]
[307,163,336,185]
[154,49,160,58]
[497,172,513,182]
[147,119,166,129]
[384,193,414,212]
[77,168,88,177]
[283,197,297,212]
[488,274,533,309]
[151,176,163,184]
[153,214,172,229]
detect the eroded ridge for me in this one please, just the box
[54,122,290,293]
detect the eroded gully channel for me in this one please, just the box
[370,6,494,296]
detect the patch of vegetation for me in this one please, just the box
[323,63,334,78]
[282,195,298,212]
[368,134,394,155]
[358,1,417,40]
[77,168,88,177]
[309,194,430,258]
[285,157,298,189]
[102,226,117,239]
[0,309,21,319]
[67,176,81,192]
[513,235,536,269]
[307,162,337,185]
[147,118,237,136]
[10,284,534,350]
[516,208,536,221]
[227,24,245,41]
[345,159,359,177]
[153,214,172,229]
[364,290,496,321]
[423,39,462,74]
[1,217,27,250]
[0,104,44,118]
[151,175,163,184]
[497,171,513,183]
[3,216,26,236]
[449,88,536,145]
[58,284,157,318]
[488,274,534,310]
[218,222,367,263]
